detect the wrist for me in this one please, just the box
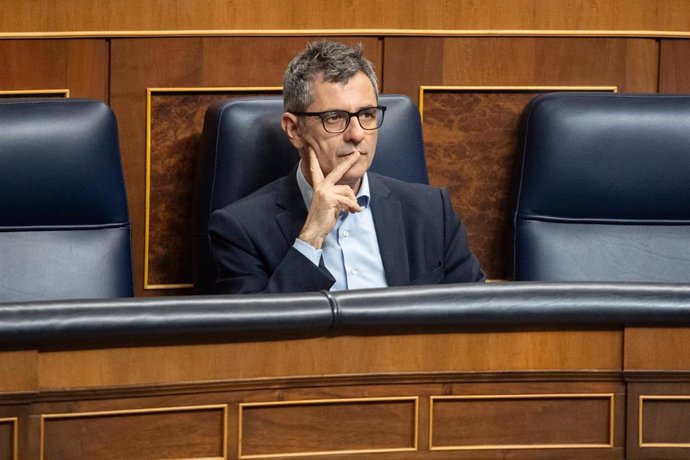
[298,229,325,249]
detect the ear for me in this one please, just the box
[281,112,305,149]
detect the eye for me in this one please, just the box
[359,108,377,120]
[322,111,347,124]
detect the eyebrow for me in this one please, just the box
[319,105,377,112]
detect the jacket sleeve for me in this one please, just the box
[208,208,335,294]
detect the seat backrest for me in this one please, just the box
[193,94,428,293]
[513,92,690,282]
[0,98,133,302]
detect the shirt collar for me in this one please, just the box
[296,160,371,209]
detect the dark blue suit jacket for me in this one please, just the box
[209,171,485,293]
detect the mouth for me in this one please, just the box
[340,150,366,157]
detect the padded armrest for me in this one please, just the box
[3,283,690,349]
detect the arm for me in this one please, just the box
[209,208,335,294]
[209,150,361,294]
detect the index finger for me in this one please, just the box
[322,152,360,186]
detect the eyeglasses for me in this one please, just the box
[292,106,386,133]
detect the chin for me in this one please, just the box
[341,170,367,189]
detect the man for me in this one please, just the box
[209,40,484,293]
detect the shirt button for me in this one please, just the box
[350,269,357,276]
[342,230,350,238]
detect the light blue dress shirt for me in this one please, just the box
[293,163,388,291]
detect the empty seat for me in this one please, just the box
[0,98,133,301]
[513,92,690,282]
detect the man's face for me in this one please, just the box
[285,71,378,191]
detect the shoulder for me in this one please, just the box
[368,172,455,225]
[214,175,289,215]
[369,172,447,201]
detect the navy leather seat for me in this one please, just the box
[0,98,133,302]
[513,92,690,282]
[193,94,428,293]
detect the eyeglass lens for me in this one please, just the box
[322,107,384,133]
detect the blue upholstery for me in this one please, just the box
[513,92,690,282]
[0,98,133,301]
[193,94,428,293]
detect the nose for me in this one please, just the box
[343,114,366,143]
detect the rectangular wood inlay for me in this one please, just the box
[430,394,614,450]
[0,418,17,460]
[41,405,227,460]
[239,397,418,458]
[640,396,690,447]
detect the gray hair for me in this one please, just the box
[283,40,379,113]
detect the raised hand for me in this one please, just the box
[298,147,362,249]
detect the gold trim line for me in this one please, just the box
[0,89,70,97]
[3,28,690,39]
[639,395,690,448]
[0,418,18,460]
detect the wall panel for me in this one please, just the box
[383,37,658,279]
[41,405,227,460]
[0,418,16,460]
[430,394,614,450]
[36,330,620,389]
[145,88,281,289]
[626,384,690,460]
[660,40,690,92]
[2,1,690,34]
[0,39,107,100]
[239,397,417,458]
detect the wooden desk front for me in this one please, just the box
[5,327,681,459]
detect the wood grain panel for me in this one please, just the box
[110,37,380,295]
[0,40,107,100]
[146,89,280,289]
[421,90,542,280]
[625,328,690,371]
[659,40,690,92]
[626,383,690,460]
[41,405,226,460]
[640,396,690,446]
[239,397,417,458]
[430,394,613,450]
[0,419,16,460]
[0,351,37,393]
[384,38,657,100]
[384,37,657,279]
[2,1,690,33]
[37,331,620,389]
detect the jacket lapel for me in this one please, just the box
[275,172,308,246]
[369,174,410,286]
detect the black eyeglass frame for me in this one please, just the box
[291,105,387,133]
